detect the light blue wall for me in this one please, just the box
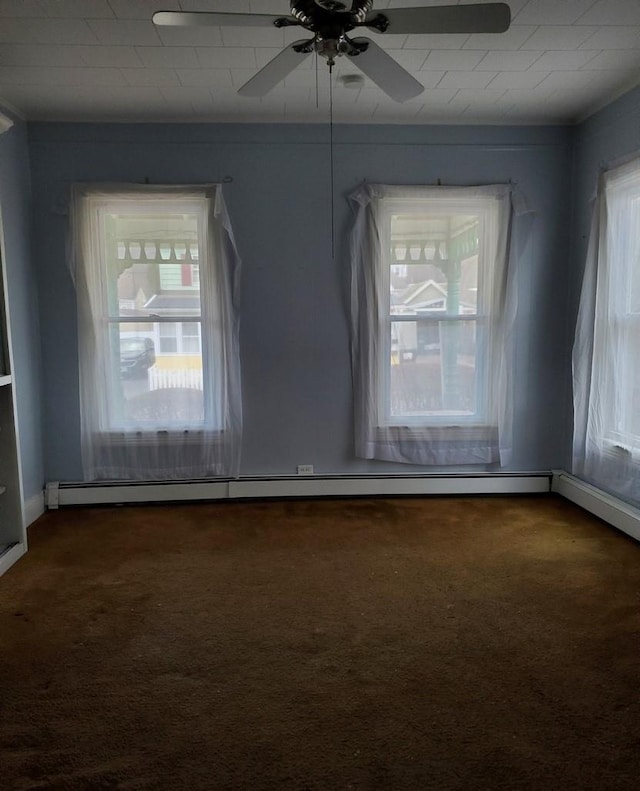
[565,86,640,469]
[28,122,572,481]
[0,113,44,504]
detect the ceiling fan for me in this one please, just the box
[153,1,511,103]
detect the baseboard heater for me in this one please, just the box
[551,471,640,543]
[45,472,552,508]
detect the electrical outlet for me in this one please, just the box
[297,464,314,475]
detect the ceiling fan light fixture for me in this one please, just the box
[317,34,352,65]
[341,73,365,89]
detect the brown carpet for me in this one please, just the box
[1,494,639,790]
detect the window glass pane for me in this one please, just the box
[158,322,178,354]
[390,213,479,318]
[389,320,478,418]
[105,211,202,318]
[182,322,201,354]
[112,326,204,427]
[618,321,640,441]
[629,199,640,314]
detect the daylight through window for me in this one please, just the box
[69,185,242,481]
[350,183,514,467]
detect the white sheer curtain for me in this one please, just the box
[68,184,242,481]
[349,183,521,467]
[573,158,640,506]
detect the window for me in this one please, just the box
[383,201,491,425]
[573,157,640,505]
[69,184,242,481]
[350,184,515,466]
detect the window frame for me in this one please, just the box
[375,195,498,430]
[598,174,640,457]
[86,193,217,434]
[70,182,242,482]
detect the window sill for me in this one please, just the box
[601,438,640,463]
[96,429,224,447]
[376,424,498,442]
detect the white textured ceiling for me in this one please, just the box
[0,0,639,124]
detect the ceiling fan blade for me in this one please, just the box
[238,41,313,97]
[364,2,511,35]
[152,11,289,28]
[348,38,423,102]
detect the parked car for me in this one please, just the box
[120,337,155,378]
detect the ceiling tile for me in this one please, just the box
[155,25,223,47]
[412,71,444,89]
[220,27,285,48]
[417,88,458,107]
[437,71,498,90]
[578,0,640,25]
[529,50,597,69]
[584,50,640,69]
[520,25,599,49]
[0,65,125,85]
[74,45,143,68]
[449,89,506,108]
[197,47,257,69]
[108,1,181,19]
[476,51,542,70]
[0,18,38,42]
[421,50,486,71]
[579,26,640,48]
[404,34,470,51]
[88,19,162,46]
[496,88,556,107]
[249,1,289,12]
[0,18,100,45]
[513,0,598,25]
[0,1,44,16]
[39,0,113,18]
[176,68,233,88]
[536,68,628,91]
[0,43,86,67]
[134,46,199,69]
[362,31,408,49]
[179,0,251,11]
[488,70,549,90]
[353,88,382,110]
[464,25,538,50]
[385,49,428,71]
[121,67,180,86]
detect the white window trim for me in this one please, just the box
[91,197,211,433]
[376,196,498,430]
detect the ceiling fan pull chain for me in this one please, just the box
[329,62,335,260]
